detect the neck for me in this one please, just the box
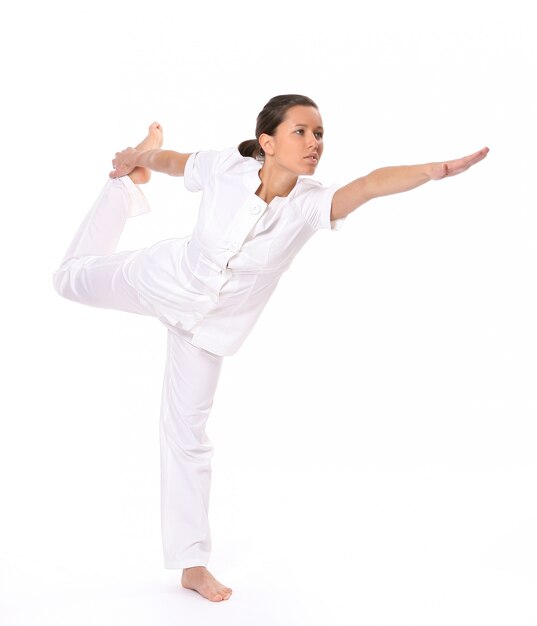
[255,163,298,204]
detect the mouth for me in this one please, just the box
[305,154,319,164]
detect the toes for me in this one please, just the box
[212,593,223,602]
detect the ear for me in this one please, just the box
[258,132,275,156]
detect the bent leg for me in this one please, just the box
[159,326,225,569]
[52,176,153,316]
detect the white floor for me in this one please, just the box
[2,465,536,626]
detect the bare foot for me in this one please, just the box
[181,566,233,602]
[128,121,164,184]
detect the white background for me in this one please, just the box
[1,0,536,624]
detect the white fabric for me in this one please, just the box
[129,146,347,356]
[52,151,347,568]
[159,324,224,569]
[53,176,224,569]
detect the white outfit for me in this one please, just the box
[53,147,347,568]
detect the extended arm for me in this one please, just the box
[330,147,489,221]
[109,148,193,178]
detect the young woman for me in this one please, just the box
[53,94,489,603]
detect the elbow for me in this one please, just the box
[360,174,375,203]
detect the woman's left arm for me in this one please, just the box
[331,147,489,221]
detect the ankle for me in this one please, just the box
[183,565,206,573]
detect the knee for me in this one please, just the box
[52,266,66,297]
[52,262,77,301]
[160,415,213,462]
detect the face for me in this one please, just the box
[260,105,324,174]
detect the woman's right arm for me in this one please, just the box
[109,148,193,178]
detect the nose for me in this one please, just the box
[308,132,319,150]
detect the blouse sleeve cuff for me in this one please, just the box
[183,152,198,192]
[322,183,347,231]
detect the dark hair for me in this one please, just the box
[238,94,319,161]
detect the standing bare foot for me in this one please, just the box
[181,566,233,602]
[128,122,164,184]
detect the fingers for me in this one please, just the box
[460,149,485,164]
[463,147,489,167]
[445,147,489,177]
[471,146,489,158]
[472,147,490,164]
[109,145,138,178]
[109,166,125,178]
[110,151,133,176]
[109,166,129,178]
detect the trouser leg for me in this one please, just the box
[52,176,153,316]
[160,326,225,569]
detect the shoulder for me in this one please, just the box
[297,177,323,190]
[189,146,237,164]
[184,147,260,192]
[216,146,260,172]
[187,146,240,163]
[217,146,240,162]
[185,147,244,178]
[191,146,258,170]
[292,177,345,231]
[184,147,244,192]
[292,177,327,203]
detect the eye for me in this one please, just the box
[295,129,324,138]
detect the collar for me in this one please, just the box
[242,154,301,202]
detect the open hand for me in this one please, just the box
[430,147,489,180]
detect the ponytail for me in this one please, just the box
[238,138,264,160]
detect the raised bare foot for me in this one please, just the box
[128,121,164,184]
[181,566,233,602]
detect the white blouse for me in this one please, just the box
[130,146,347,356]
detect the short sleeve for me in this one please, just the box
[300,182,347,231]
[183,150,220,192]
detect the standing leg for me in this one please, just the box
[160,325,232,601]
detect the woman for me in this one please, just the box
[53,94,489,602]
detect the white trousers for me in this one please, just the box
[53,177,224,569]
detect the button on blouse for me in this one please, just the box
[130,147,347,356]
